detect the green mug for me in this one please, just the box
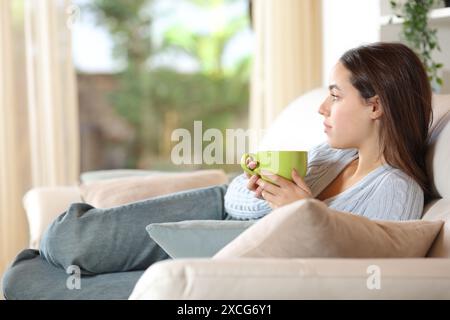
[240,150,308,185]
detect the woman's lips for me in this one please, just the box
[323,122,332,129]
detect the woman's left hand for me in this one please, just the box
[255,168,313,209]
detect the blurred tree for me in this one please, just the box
[162,15,248,77]
[87,0,156,167]
[87,0,251,170]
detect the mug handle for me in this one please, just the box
[240,153,259,176]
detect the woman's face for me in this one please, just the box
[318,62,377,149]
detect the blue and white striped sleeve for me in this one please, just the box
[224,173,272,220]
[362,171,424,221]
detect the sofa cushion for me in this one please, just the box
[422,198,450,257]
[129,257,450,300]
[146,220,255,258]
[79,169,228,208]
[80,169,172,184]
[257,87,328,152]
[213,198,444,259]
[426,94,450,200]
[23,186,82,249]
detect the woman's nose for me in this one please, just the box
[318,99,329,116]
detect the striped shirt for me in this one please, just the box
[224,141,424,221]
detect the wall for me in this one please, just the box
[321,0,380,86]
[322,0,450,94]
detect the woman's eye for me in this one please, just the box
[330,94,339,101]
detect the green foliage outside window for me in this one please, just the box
[389,0,445,91]
[86,0,251,169]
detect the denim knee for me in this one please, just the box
[39,203,95,272]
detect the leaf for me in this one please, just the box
[395,0,443,88]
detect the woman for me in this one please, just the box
[235,41,433,221]
[27,42,436,277]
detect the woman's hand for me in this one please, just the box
[255,168,313,209]
[244,158,264,199]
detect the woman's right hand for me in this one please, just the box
[244,158,263,199]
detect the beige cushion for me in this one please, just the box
[422,198,450,257]
[80,169,170,184]
[214,198,444,259]
[80,169,228,208]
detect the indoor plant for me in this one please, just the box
[390,0,444,91]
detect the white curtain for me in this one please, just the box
[0,0,27,285]
[0,0,79,281]
[249,0,323,151]
[25,0,80,186]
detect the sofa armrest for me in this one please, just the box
[129,257,450,300]
[23,186,82,249]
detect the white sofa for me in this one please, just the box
[22,89,450,299]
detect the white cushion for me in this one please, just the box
[426,94,450,199]
[23,186,82,249]
[258,87,328,152]
[129,258,450,300]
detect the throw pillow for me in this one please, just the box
[147,220,256,258]
[80,169,228,208]
[213,198,444,259]
[80,169,171,184]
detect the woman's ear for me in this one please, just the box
[367,95,383,120]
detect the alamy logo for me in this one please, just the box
[66,265,81,290]
[171,121,265,165]
[66,4,81,30]
[366,264,381,290]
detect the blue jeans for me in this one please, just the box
[40,184,233,275]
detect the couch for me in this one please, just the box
[9,89,450,299]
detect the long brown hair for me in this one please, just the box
[340,42,434,204]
